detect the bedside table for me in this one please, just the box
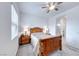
[19,34,31,45]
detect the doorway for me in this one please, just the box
[56,16,67,45]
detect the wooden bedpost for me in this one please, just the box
[59,36,62,50]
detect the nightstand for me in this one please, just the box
[19,34,31,45]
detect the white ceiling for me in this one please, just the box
[17,2,79,16]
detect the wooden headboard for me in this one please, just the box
[30,27,43,33]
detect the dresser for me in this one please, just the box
[19,34,30,45]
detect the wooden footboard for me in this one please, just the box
[38,36,62,56]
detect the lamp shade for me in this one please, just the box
[23,26,30,35]
[43,26,48,33]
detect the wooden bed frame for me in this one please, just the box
[30,27,43,33]
[30,27,62,56]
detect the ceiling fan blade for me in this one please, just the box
[41,7,47,8]
[53,2,56,5]
[55,8,59,11]
[47,10,50,13]
[57,2,62,5]
[48,2,52,7]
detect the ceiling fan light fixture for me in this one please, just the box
[42,2,62,13]
[49,5,55,11]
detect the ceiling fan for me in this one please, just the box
[41,2,62,13]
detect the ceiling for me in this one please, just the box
[17,2,79,16]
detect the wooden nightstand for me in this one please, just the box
[19,34,31,45]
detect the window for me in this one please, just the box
[11,5,18,40]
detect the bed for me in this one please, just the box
[30,27,62,56]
